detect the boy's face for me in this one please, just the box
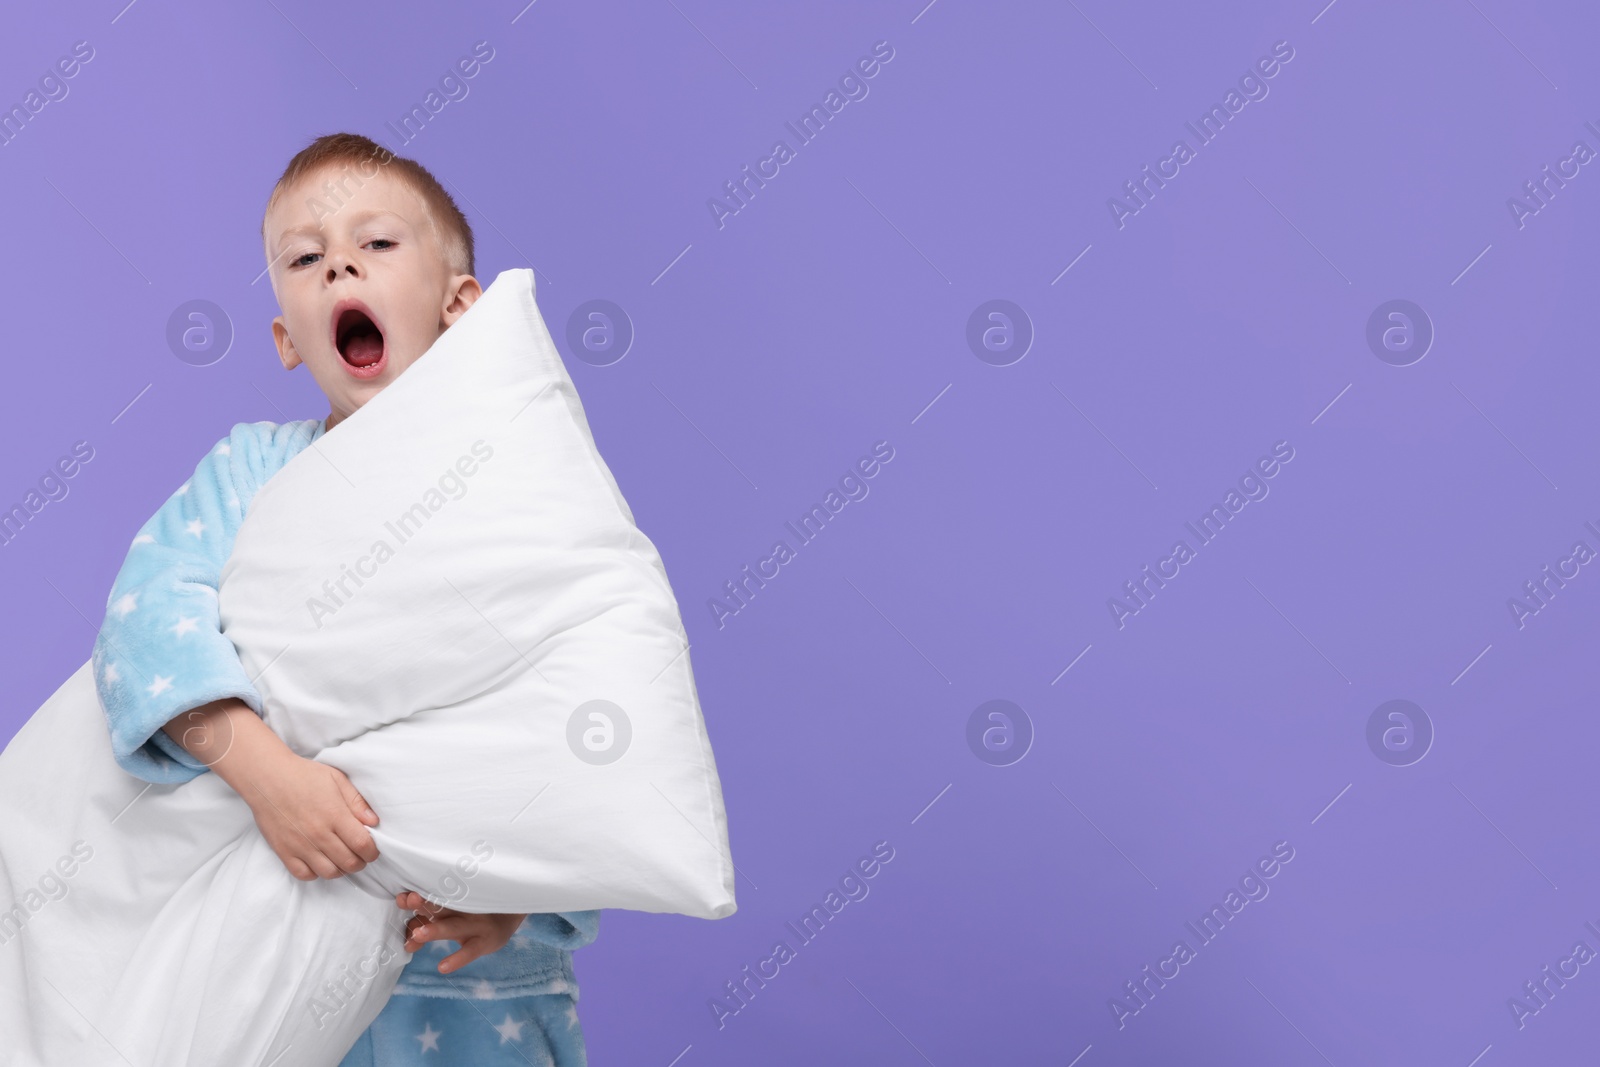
[263,164,481,431]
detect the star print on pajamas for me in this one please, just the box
[346,991,586,1065]
[92,419,328,786]
[493,1013,525,1044]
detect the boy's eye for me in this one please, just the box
[287,239,394,268]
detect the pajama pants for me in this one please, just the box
[337,989,587,1066]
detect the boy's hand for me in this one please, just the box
[395,890,527,974]
[240,750,381,881]
[165,697,381,881]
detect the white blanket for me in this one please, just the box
[0,268,737,1065]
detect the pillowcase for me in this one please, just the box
[219,267,737,919]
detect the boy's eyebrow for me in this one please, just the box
[274,209,409,249]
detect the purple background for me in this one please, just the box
[3,0,1598,1062]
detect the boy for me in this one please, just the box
[92,132,598,1065]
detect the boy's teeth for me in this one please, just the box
[344,334,383,367]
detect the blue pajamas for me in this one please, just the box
[338,990,585,1065]
[347,909,597,1066]
[339,908,595,1066]
[93,417,598,1066]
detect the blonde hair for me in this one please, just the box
[261,132,475,276]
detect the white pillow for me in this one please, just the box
[220,267,737,920]
[0,268,736,1065]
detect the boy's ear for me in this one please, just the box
[441,275,483,329]
[272,315,303,371]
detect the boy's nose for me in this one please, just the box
[324,252,360,282]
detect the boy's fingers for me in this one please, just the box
[407,909,450,934]
[435,930,494,972]
[265,833,315,881]
[316,828,367,874]
[412,896,447,921]
[438,944,482,974]
[335,817,380,864]
[403,910,445,948]
[305,850,343,880]
[404,911,461,953]
[333,770,380,826]
[410,914,476,944]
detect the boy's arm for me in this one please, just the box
[162,693,380,881]
[91,420,379,880]
[92,426,268,785]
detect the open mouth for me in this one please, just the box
[332,300,387,379]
